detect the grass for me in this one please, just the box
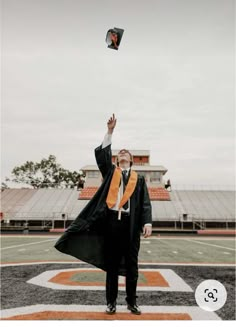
[1,235,235,264]
[0,235,235,320]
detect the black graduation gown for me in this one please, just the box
[54,143,152,276]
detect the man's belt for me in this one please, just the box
[108,210,130,218]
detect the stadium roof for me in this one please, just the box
[112,150,150,156]
[81,165,167,172]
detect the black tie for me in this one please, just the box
[122,170,128,210]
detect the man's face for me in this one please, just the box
[117,149,132,168]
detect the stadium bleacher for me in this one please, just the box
[79,187,170,201]
[0,188,235,233]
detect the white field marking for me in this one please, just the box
[1,238,56,250]
[1,261,84,267]
[26,268,193,292]
[147,250,152,253]
[198,252,203,254]
[138,262,236,267]
[0,304,221,320]
[1,261,235,267]
[186,239,236,251]
[141,241,151,244]
[1,235,232,240]
[0,234,60,239]
[172,251,178,254]
[45,249,50,252]
[145,236,235,240]
[223,252,230,255]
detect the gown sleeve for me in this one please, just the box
[95,143,113,178]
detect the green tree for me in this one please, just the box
[9,155,85,189]
[1,182,9,191]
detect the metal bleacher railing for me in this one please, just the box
[171,184,235,191]
[1,185,235,232]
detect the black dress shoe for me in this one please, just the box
[127,303,141,315]
[106,303,116,314]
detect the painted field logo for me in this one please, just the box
[26,268,193,292]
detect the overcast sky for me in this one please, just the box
[2,0,235,189]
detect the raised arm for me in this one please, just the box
[95,114,117,178]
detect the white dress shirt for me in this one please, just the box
[102,133,129,212]
[102,133,152,227]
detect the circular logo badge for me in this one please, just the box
[195,279,227,311]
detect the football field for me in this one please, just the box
[1,234,235,320]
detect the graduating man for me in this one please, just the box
[55,114,152,315]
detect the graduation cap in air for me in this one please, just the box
[105,27,124,50]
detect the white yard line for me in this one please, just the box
[1,261,235,267]
[1,239,56,250]
[186,239,235,251]
[0,261,82,267]
[148,237,235,240]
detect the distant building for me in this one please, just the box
[3,148,234,233]
[81,149,168,188]
[1,146,235,232]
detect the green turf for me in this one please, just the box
[0,236,55,248]
[70,271,106,283]
[139,238,236,264]
[1,236,76,263]
[70,271,148,284]
[1,236,235,264]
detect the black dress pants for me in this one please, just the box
[105,210,139,305]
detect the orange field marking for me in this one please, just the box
[48,269,169,287]
[49,270,105,286]
[139,271,169,286]
[2,311,191,320]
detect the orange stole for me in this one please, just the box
[106,167,138,211]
